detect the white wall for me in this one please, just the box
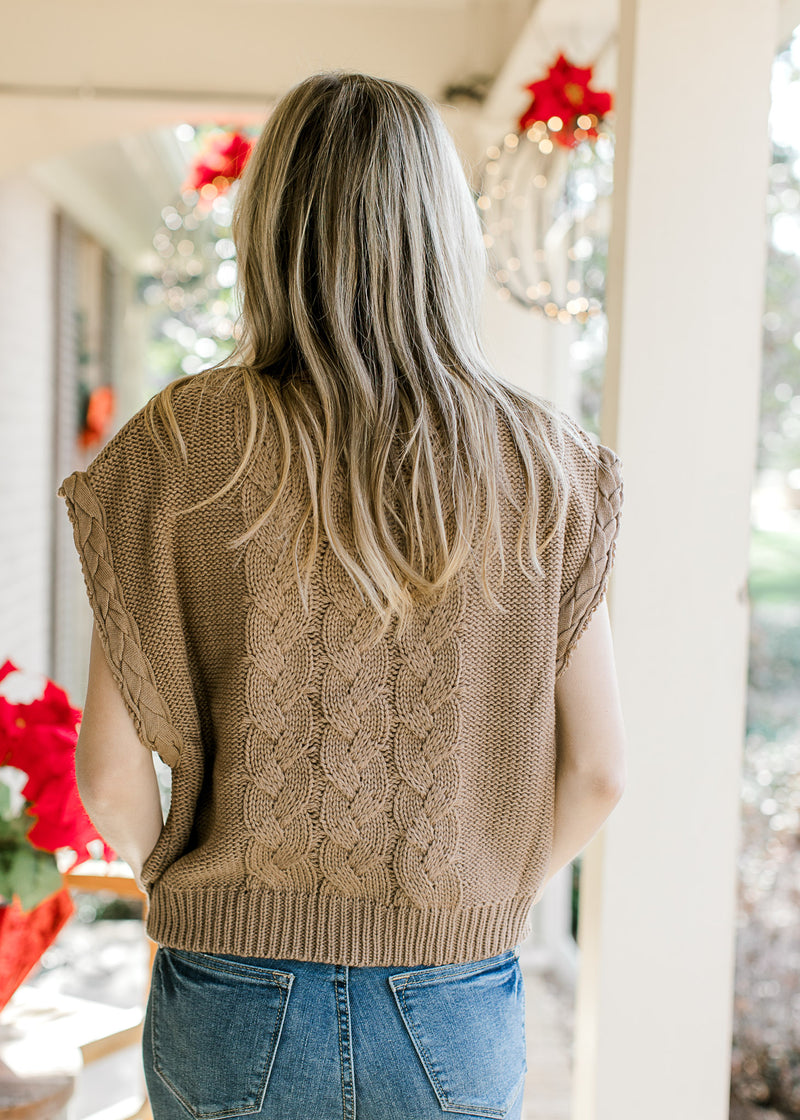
[0,177,56,677]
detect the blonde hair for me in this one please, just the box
[147,69,598,639]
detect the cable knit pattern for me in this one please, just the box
[234,406,320,892]
[391,575,468,908]
[58,369,625,967]
[317,533,394,901]
[57,472,182,768]
[556,443,624,679]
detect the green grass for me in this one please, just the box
[748,524,800,605]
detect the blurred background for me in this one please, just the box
[0,1,798,1119]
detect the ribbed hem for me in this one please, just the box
[145,885,534,968]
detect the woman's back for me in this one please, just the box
[61,362,623,967]
[61,67,627,1120]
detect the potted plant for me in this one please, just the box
[0,659,115,1011]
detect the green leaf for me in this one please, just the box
[0,845,62,911]
[0,811,34,847]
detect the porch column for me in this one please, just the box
[574,2,779,1119]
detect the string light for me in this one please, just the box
[476,112,614,321]
[140,125,251,390]
[477,49,614,321]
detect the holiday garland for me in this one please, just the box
[477,50,615,319]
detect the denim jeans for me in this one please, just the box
[142,943,528,1120]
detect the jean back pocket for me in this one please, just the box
[388,949,527,1118]
[149,947,294,1119]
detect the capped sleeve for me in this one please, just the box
[555,418,624,679]
[58,406,194,768]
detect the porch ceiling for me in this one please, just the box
[7,0,544,268]
[3,0,534,168]
[5,0,798,270]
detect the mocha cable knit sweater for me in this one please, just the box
[58,367,624,967]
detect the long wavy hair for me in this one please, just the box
[146,69,598,639]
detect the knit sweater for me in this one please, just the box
[58,366,624,967]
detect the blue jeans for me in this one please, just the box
[142,944,528,1120]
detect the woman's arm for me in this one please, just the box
[535,597,627,900]
[74,622,165,889]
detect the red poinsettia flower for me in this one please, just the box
[0,660,115,866]
[518,52,613,148]
[183,130,254,193]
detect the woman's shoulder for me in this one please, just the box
[150,364,251,421]
[493,389,597,476]
[76,366,252,502]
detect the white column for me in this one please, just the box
[0,176,56,677]
[572,3,779,1120]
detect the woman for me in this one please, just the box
[60,69,626,1120]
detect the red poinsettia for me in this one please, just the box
[182,130,254,194]
[518,52,613,148]
[0,660,115,867]
[0,662,120,1011]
